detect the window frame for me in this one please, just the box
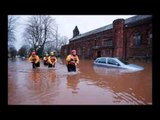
[108,59,120,66]
[149,32,152,47]
[103,40,113,47]
[133,33,141,46]
[97,58,107,64]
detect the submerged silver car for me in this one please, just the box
[93,57,144,71]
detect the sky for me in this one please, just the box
[12,15,136,51]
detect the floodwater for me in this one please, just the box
[8,58,152,105]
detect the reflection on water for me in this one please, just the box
[28,69,42,91]
[93,65,143,76]
[8,58,152,105]
[66,74,80,94]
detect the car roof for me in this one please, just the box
[96,57,118,59]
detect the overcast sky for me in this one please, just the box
[12,15,136,50]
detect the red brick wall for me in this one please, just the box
[125,23,152,58]
[61,18,152,60]
[113,19,125,58]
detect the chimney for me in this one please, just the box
[73,26,80,37]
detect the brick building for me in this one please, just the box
[61,15,152,60]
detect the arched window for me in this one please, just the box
[77,47,81,56]
[149,32,152,47]
[87,48,91,57]
[133,33,141,46]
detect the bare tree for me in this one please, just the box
[55,35,69,56]
[44,34,69,55]
[54,25,59,50]
[23,15,56,57]
[44,41,55,54]
[18,44,31,57]
[44,24,60,53]
[59,36,69,48]
[53,25,69,52]
[8,16,19,46]
[8,45,17,58]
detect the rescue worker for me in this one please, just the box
[66,50,79,72]
[28,51,40,69]
[48,52,57,68]
[43,53,49,66]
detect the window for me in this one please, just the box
[95,59,99,63]
[98,58,106,64]
[77,48,81,55]
[133,33,141,46]
[104,40,113,46]
[87,48,91,56]
[94,40,97,46]
[149,32,152,47]
[117,58,129,65]
[108,59,120,66]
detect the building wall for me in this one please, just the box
[113,19,125,58]
[61,17,152,60]
[125,22,152,58]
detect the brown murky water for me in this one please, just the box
[8,58,152,105]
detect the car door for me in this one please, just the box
[96,57,107,66]
[107,58,121,68]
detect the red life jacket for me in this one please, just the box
[68,56,77,65]
[51,57,56,63]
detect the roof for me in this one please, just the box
[70,15,152,41]
[124,15,152,25]
[70,24,113,41]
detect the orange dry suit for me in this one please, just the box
[48,56,57,65]
[43,56,48,62]
[66,54,79,65]
[28,55,40,64]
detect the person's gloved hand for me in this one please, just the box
[71,61,75,65]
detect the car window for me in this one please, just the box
[108,59,120,66]
[98,58,106,64]
[117,58,129,65]
[95,59,100,63]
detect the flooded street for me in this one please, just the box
[8,58,152,105]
